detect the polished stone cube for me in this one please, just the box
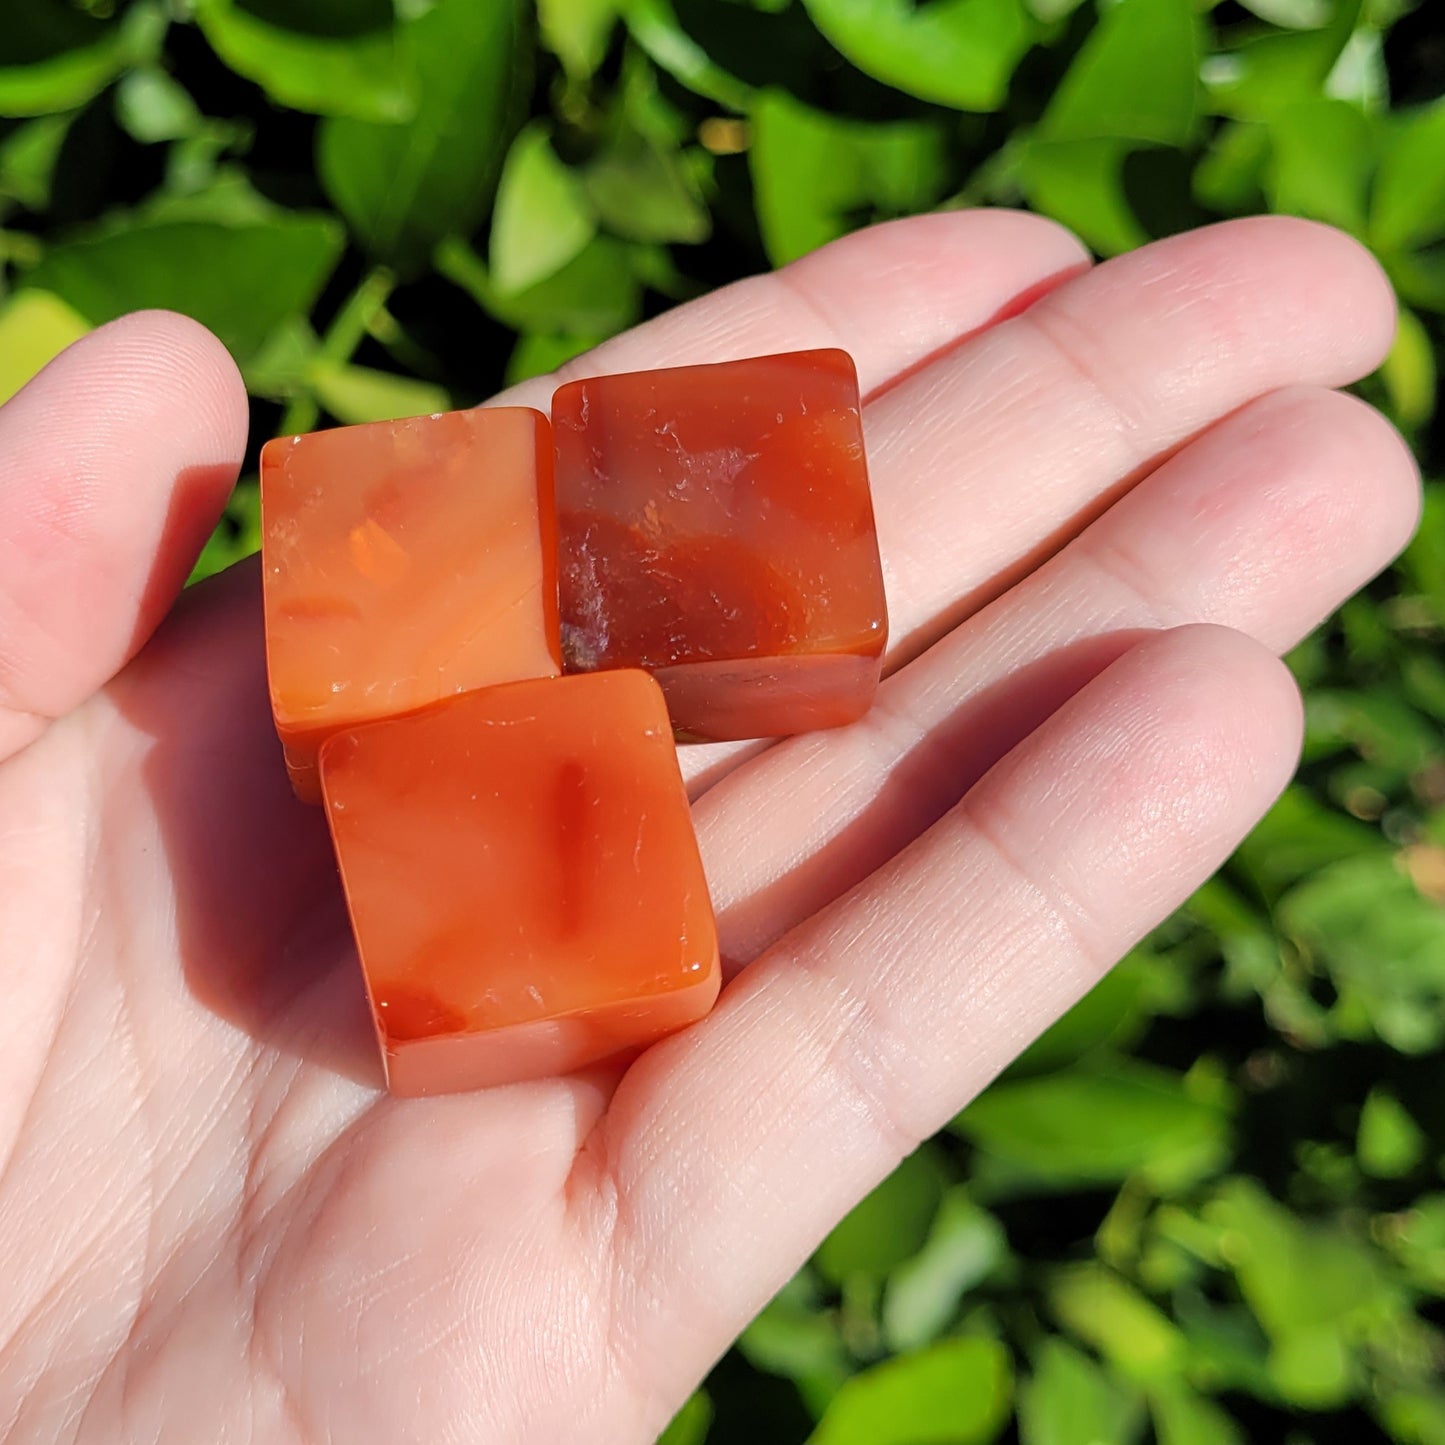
[552,349,888,741]
[319,670,719,1096]
[261,408,559,801]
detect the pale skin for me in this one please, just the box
[0,211,1421,1443]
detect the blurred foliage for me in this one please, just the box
[0,0,1443,1440]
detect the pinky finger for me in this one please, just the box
[589,624,1301,1428]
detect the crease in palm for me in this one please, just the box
[0,211,1416,1444]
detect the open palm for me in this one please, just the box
[0,211,1418,1443]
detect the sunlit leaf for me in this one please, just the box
[1019,1338,1145,1445]
[815,1145,948,1285]
[799,0,1033,111]
[0,0,160,118]
[1017,138,1150,256]
[1048,1266,1188,1383]
[750,89,947,265]
[1356,1088,1425,1179]
[1040,0,1200,145]
[489,122,597,294]
[22,209,343,364]
[539,0,619,77]
[192,0,416,122]
[1379,306,1438,431]
[0,289,89,403]
[318,0,529,274]
[882,1191,1008,1351]
[1264,97,1374,231]
[808,1337,1013,1445]
[1278,854,1445,1053]
[956,1063,1230,1192]
[309,361,451,424]
[656,1391,713,1445]
[115,69,203,143]
[1372,98,1445,251]
[1147,1380,1244,1445]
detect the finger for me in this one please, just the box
[587,625,1300,1425]
[865,216,1398,664]
[0,311,247,761]
[491,208,1090,408]
[702,385,1419,963]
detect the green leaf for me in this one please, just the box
[750,89,947,266]
[1357,1089,1425,1179]
[1236,0,1331,24]
[1048,1265,1188,1383]
[1203,0,1362,122]
[1019,1338,1145,1445]
[955,1063,1230,1193]
[539,0,619,78]
[799,0,1031,111]
[1017,138,1150,256]
[815,1145,947,1285]
[318,0,529,275]
[0,114,71,210]
[622,0,753,110]
[1372,99,1445,252]
[489,122,596,294]
[1378,1389,1445,1445]
[23,210,343,365]
[309,362,450,424]
[584,92,711,247]
[0,1,157,118]
[1203,1178,1401,1408]
[1379,306,1438,430]
[192,0,415,122]
[1146,1381,1243,1445]
[882,1191,1008,1352]
[437,233,643,336]
[1040,0,1199,145]
[0,289,90,404]
[505,331,603,383]
[1232,785,1385,899]
[807,1337,1013,1445]
[1382,1194,1445,1295]
[1193,120,1270,213]
[656,1391,713,1445]
[115,69,203,144]
[739,1273,852,1404]
[1264,97,1374,232]
[1276,854,1445,1053]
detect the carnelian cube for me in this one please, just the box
[261,408,559,802]
[319,670,719,1096]
[552,348,888,740]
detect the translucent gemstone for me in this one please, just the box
[552,348,888,740]
[260,408,559,801]
[319,671,719,1096]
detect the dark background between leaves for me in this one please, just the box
[0,1,1442,1441]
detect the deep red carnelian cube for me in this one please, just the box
[261,408,559,802]
[552,348,888,741]
[319,670,719,1096]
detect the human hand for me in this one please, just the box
[0,212,1418,1443]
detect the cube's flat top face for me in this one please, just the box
[553,348,887,674]
[261,407,559,738]
[320,671,717,1049]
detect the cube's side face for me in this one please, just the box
[260,408,560,797]
[553,349,888,702]
[319,671,719,1095]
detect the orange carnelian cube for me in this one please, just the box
[552,349,887,741]
[319,670,719,1096]
[261,408,559,801]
